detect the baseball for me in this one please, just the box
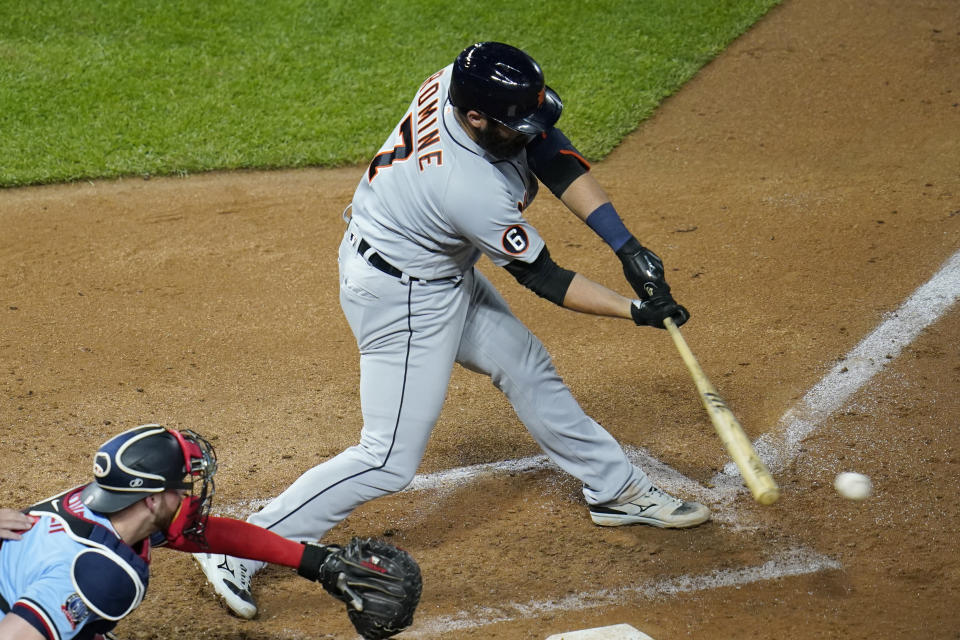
[834,472,872,500]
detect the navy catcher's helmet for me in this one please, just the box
[80,424,217,515]
[449,42,563,134]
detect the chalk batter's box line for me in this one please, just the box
[403,546,840,637]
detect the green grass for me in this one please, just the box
[0,0,780,187]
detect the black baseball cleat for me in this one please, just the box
[589,485,710,528]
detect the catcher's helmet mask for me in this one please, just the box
[449,41,563,135]
[80,424,217,523]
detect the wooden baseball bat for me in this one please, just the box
[663,317,780,505]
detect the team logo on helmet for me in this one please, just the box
[93,452,111,478]
[128,478,144,488]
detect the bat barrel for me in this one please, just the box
[664,318,780,506]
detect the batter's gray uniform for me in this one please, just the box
[247,65,652,541]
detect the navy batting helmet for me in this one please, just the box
[80,424,217,514]
[449,42,563,134]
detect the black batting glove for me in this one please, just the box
[618,236,690,328]
[631,296,690,329]
[616,236,669,300]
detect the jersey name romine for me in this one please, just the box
[350,64,545,279]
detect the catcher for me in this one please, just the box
[0,425,421,640]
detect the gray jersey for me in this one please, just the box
[350,65,545,279]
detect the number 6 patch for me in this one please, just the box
[501,225,529,255]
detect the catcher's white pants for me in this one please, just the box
[248,230,651,541]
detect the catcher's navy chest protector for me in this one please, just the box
[6,487,152,639]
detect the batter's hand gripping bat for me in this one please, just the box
[663,317,780,505]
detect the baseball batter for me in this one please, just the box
[198,41,710,619]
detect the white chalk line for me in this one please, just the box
[718,246,960,481]
[404,547,840,637]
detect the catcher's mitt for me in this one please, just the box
[299,537,422,639]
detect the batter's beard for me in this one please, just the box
[475,124,532,159]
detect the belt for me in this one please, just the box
[351,233,461,285]
[356,237,410,280]
[0,590,9,614]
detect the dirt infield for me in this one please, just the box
[2,0,958,638]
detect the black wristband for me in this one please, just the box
[297,542,333,581]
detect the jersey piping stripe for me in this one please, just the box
[16,598,61,640]
[263,283,416,531]
[442,100,480,158]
